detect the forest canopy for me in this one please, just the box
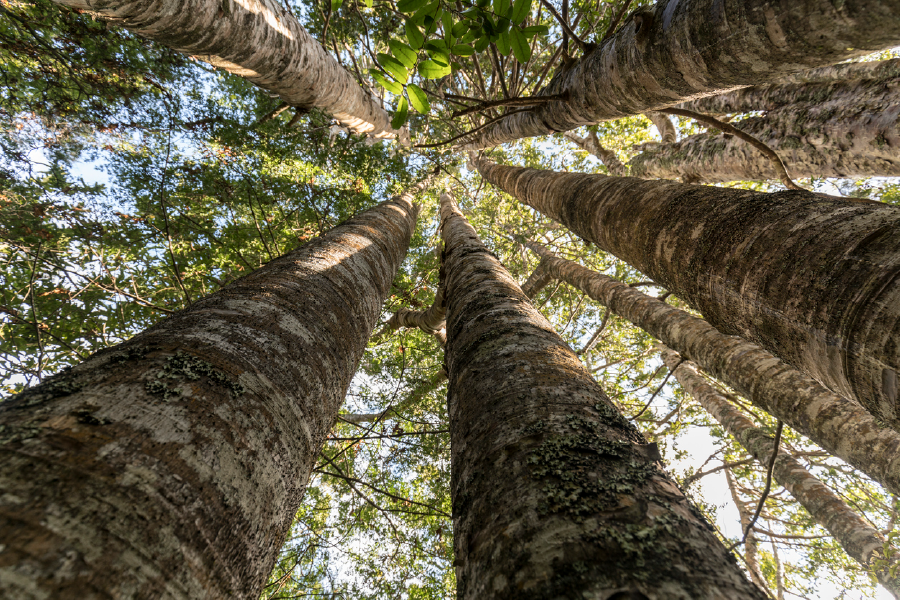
[2,0,900,598]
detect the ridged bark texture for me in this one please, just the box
[679,58,900,114]
[520,260,554,298]
[724,469,768,592]
[475,158,900,429]
[461,0,900,149]
[53,0,400,138]
[564,131,628,176]
[631,72,900,182]
[0,191,421,598]
[663,350,900,597]
[440,192,766,600]
[521,241,900,499]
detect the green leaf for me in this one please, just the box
[451,22,468,37]
[523,24,549,35]
[417,60,451,79]
[441,11,453,41]
[510,26,530,62]
[331,0,343,10]
[391,95,408,129]
[509,0,530,22]
[364,0,373,8]
[406,83,430,113]
[369,69,404,94]
[405,21,425,49]
[474,35,490,52]
[388,40,417,69]
[496,30,511,55]
[461,30,477,43]
[377,53,409,83]
[397,0,428,13]
[410,0,439,24]
[496,17,511,34]
[492,0,509,18]
[425,39,450,66]
[451,44,475,56]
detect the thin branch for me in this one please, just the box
[539,0,589,52]
[414,108,531,148]
[314,468,451,517]
[602,0,633,41]
[255,102,290,127]
[659,107,805,191]
[451,92,568,118]
[729,420,785,552]
[630,358,683,420]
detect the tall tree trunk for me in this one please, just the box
[473,157,900,429]
[724,469,768,592]
[678,58,900,114]
[439,192,766,599]
[631,76,900,182]
[53,0,401,139]
[516,241,900,499]
[0,189,422,598]
[460,0,900,149]
[663,349,900,597]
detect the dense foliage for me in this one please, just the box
[2,0,899,598]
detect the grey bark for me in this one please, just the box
[52,0,402,139]
[663,349,900,597]
[440,192,767,599]
[473,157,900,430]
[0,188,422,598]
[516,241,900,500]
[461,0,900,149]
[724,469,768,592]
[631,74,900,182]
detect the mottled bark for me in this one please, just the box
[440,192,766,600]
[340,370,448,425]
[474,157,900,429]
[663,350,900,597]
[520,260,553,298]
[679,58,900,114]
[632,76,900,182]
[563,131,627,176]
[647,112,676,144]
[519,241,900,499]
[724,469,768,592]
[461,0,900,149]
[0,189,422,598]
[52,0,401,139]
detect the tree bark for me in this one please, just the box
[52,0,402,139]
[460,0,900,149]
[647,112,676,144]
[439,192,767,600]
[678,58,900,114]
[631,75,900,182]
[663,349,900,598]
[520,259,553,298]
[517,241,900,499]
[0,189,422,598]
[724,469,768,592]
[473,157,900,430]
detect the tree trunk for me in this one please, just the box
[647,112,677,144]
[473,157,900,429]
[630,76,900,182]
[517,241,900,499]
[678,58,900,114]
[439,192,766,599]
[460,0,900,149]
[0,189,421,598]
[724,469,768,592]
[663,349,900,598]
[52,0,401,139]
[520,260,553,298]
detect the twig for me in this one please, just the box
[414,108,531,148]
[489,44,510,99]
[601,0,633,41]
[630,358,683,421]
[314,468,451,517]
[578,307,609,355]
[659,107,805,191]
[255,102,290,127]
[451,92,568,118]
[539,0,589,52]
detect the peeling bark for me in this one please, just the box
[51,0,402,139]
[474,157,900,429]
[632,76,900,182]
[663,350,900,598]
[517,241,900,499]
[461,0,900,149]
[724,469,768,592]
[0,188,422,598]
[440,192,766,599]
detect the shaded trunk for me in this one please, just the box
[0,190,421,598]
[631,77,900,182]
[663,350,900,597]
[679,58,900,114]
[460,0,900,149]
[473,157,900,429]
[724,469,768,592]
[53,0,400,139]
[440,192,766,599]
[518,241,900,499]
